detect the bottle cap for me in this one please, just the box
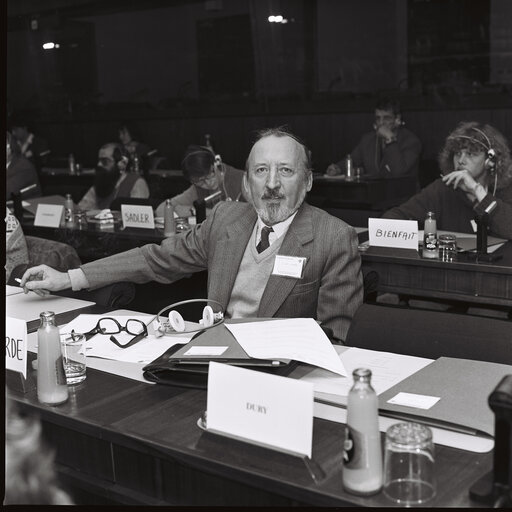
[353,367,372,379]
[40,311,55,320]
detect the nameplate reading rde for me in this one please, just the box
[206,362,314,457]
[368,218,418,249]
[6,316,28,379]
[121,204,155,229]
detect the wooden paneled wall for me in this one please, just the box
[39,107,512,172]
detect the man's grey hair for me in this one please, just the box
[245,126,313,175]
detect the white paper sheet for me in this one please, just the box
[387,392,440,410]
[61,314,193,363]
[224,318,346,376]
[6,293,95,322]
[6,285,24,296]
[300,346,434,398]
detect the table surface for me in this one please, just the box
[9,349,491,507]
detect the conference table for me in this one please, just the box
[39,167,190,204]
[9,348,492,507]
[311,174,417,209]
[360,242,512,309]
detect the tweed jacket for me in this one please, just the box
[81,201,363,342]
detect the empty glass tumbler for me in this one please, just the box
[383,422,436,505]
[439,234,457,262]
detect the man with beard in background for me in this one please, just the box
[77,142,149,211]
[21,128,363,343]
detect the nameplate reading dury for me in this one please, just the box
[368,218,418,249]
[6,317,28,378]
[121,204,155,229]
[206,362,314,457]
[34,203,64,228]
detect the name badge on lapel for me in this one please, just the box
[272,255,307,279]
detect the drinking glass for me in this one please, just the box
[383,422,436,505]
[439,234,457,262]
[60,332,86,384]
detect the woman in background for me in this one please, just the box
[383,121,512,239]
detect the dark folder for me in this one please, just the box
[143,322,297,389]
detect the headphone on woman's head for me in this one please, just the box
[471,127,496,172]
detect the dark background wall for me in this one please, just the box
[6,0,512,171]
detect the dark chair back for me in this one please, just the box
[345,303,512,364]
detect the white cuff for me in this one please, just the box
[68,268,90,291]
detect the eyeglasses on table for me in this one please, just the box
[76,317,148,348]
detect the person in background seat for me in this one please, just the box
[382,121,512,240]
[78,142,150,211]
[326,97,422,180]
[6,131,42,200]
[9,114,50,173]
[155,144,245,218]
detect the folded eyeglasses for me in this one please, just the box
[78,317,148,348]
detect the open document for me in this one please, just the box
[224,318,346,376]
[294,346,434,401]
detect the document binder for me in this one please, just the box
[143,322,297,388]
[378,357,512,437]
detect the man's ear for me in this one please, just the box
[306,171,313,192]
[242,173,251,200]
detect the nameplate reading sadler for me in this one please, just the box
[368,218,418,249]
[121,204,155,229]
[34,204,64,228]
[206,362,314,457]
[6,317,28,378]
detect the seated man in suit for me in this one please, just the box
[6,131,42,200]
[78,142,150,211]
[326,98,422,179]
[155,144,245,218]
[20,127,363,343]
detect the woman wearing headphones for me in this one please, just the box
[383,121,512,239]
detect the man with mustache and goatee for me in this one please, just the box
[21,128,363,343]
[77,142,149,211]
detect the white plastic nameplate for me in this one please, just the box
[206,362,314,457]
[121,204,155,229]
[368,218,418,249]
[272,255,307,278]
[6,317,28,378]
[34,204,64,228]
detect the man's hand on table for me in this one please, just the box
[20,265,71,297]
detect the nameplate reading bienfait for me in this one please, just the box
[206,362,314,458]
[368,218,418,250]
[6,317,28,378]
[121,204,155,229]
[34,203,64,228]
